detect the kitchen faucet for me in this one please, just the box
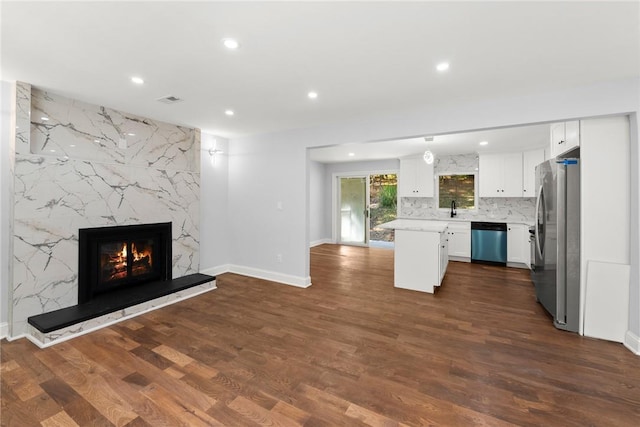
[451,200,457,218]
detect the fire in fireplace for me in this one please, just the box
[79,223,172,304]
[100,239,155,283]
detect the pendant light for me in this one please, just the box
[423,136,434,165]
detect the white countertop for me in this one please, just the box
[397,217,534,227]
[379,219,449,233]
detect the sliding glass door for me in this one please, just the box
[339,177,368,245]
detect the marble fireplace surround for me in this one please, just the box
[8,82,205,341]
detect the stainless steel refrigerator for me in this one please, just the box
[531,155,580,332]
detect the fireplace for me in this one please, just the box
[78,223,172,304]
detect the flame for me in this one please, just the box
[132,243,152,266]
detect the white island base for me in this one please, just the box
[380,220,449,294]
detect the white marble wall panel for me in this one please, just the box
[15,82,31,154]
[30,89,199,172]
[400,153,536,222]
[9,83,201,337]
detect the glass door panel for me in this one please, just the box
[339,177,368,245]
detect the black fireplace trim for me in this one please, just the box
[78,222,172,304]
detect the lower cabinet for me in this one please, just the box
[394,229,447,293]
[507,223,529,267]
[439,231,449,283]
[447,222,471,260]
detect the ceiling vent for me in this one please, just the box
[157,95,183,104]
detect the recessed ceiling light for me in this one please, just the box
[308,91,318,99]
[222,38,239,50]
[127,133,136,136]
[225,110,235,116]
[348,152,355,157]
[479,141,489,146]
[69,144,76,148]
[49,149,56,153]
[41,116,49,121]
[131,76,144,85]
[436,62,450,72]
[94,139,100,143]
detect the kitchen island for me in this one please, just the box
[379,219,449,293]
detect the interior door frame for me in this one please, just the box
[331,169,398,247]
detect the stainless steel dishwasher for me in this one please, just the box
[471,222,507,265]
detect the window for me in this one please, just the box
[438,174,476,209]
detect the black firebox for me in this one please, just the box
[78,222,172,304]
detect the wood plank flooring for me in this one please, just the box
[2,244,639,426]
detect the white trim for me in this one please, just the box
[200,264,231,277]
[310,238,333,247]
[228,264,312,288]
[26,284,217,348]
[0,322,7,339]
[624,330,640,355]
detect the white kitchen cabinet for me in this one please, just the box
[479,153,523,197]
[447,222,471,260]
[550,120,580,158]
[393,227,448,293]
[522,148,545,197]
[507,223,529,267]
[398,157,434,197]
[439,231,449,283]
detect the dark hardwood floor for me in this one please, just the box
[2,244,639,426]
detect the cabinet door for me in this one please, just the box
[448,230,471,258]
[439,232,449,283]
[550,122,566,158]
[398,158,418,197]
[564,121,580,151]
[479,154,502,197]
[415,160,434,197]
[502,153,523,197]
[507,224,527,264]
[523,149,544,196]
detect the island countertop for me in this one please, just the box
[378,219,448,233]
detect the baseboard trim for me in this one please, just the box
[0,322,8,340]
[200,264,231,277]
[228,264,312,288]
[310,238,333,248]
[624,330,640,355]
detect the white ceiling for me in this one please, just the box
[2,2,639,140]
[308,122,550,163]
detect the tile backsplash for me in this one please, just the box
[399,153,535,222]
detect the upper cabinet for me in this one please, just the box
[550,120,580,158]
[522,148,545,196]
[479,152,523,197]
[398,157,434,197]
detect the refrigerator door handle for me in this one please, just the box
[535,184,544,260]
[556,164,567,325]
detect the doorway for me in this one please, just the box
[337,174,397,247]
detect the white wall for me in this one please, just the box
[308,160,329,245]
[630,113,640,351]
[581,116,631,338]
[0,81,13,333]
[199,133,230,275]
[225,77,640,346]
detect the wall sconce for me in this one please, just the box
[208,147,223,166]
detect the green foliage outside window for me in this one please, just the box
[438,174,475,209]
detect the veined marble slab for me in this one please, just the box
[379,219,448,233]
[8,82,201,337]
